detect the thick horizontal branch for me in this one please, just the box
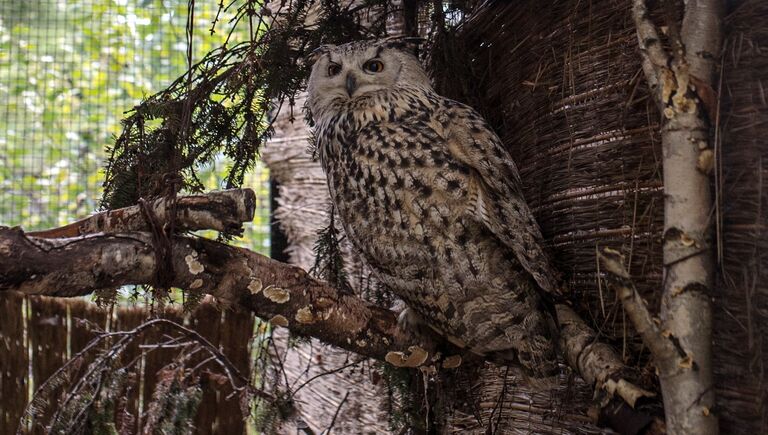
[0,223,653,424]
[27,189,256,239]
[0,227,411,362]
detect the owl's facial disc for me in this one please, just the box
[306,40,432,117]
[322,50,394,99]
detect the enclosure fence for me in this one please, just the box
[0,0,271,253]
[0,2,273,432]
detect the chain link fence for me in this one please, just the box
[0,0,270,253]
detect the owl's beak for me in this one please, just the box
[345,73,358,97]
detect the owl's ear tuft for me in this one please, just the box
[306,45,334,66]
[381,37,425,55]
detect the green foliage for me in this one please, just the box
[310,206,353,294]
[250,388,298,434]
[143,370,203,435]
[0,0,272,257]
[41,362,137,435]
[378,362,421,432]
[100,0,392,210]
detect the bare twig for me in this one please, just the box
[322,391,349,435]
[292,359,365,397]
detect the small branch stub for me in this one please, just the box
[597,248,680,375]
[556,303,654,408]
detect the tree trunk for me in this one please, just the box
[632,1,722,433]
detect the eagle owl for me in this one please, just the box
[306,38,559,376]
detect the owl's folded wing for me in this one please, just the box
[436,101,562,296]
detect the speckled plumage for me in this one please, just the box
[307,39,559,376]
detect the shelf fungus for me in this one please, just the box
[268,314,289,327]
[385,345,429,368]
[184,253,205,275]
[263,286,290,303]
[295,306,315,324]
[247,278,263,295]
[442,354,462,369]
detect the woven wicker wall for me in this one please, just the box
[264,0,766,433]
[262,95,394,434]
[714,1,768,431]
[435,0,767,433]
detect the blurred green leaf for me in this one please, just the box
[0,0,270,254]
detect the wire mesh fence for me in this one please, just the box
[0,0,271,253]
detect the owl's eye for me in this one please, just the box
[327,63,342,77]
[363,59,384,73]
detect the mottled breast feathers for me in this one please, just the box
[308,40,559,376]
[317,86,559,296]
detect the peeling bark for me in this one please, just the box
[629,2,722,432]
[557,304,654,409]
[27,189,256,239]
[0,188,655,430]
[0,227,414,362]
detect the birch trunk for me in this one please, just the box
[632,1,723,433]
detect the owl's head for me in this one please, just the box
[306,38,431,117]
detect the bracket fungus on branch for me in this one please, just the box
[0,189,653,430]
[0,226,414,363]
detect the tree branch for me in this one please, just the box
[1,188,655,427]
[557,303,654,409]
[0,227,413,362]
[27,189,256,239]
[597,249,679,366]
[632,0,670,72]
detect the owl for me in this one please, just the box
[306,38,560,377]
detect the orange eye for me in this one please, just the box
[363,59,384,73]
[327,63,342,77]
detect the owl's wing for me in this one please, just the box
[434,100,561,295]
